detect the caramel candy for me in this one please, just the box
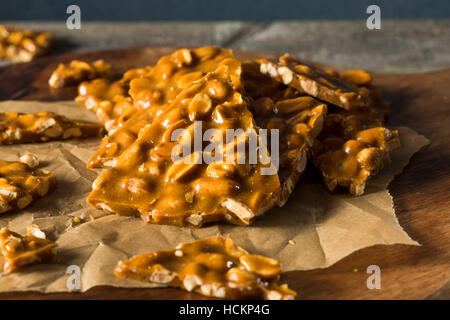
[0,111,104,144]
[0,226,57,273]
[243,61,327,204]
[257,54,371,110]
[48,59,113,88]
[0,159,56,214]
[115,237,296,300]
[0,25,52,62]
[86,46,244,168]
[88,66,281,227]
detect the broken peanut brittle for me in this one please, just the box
[311,69,399,195]
[258,54,371,110]
[76,78,135,130]
[0,25,52,63]
[86,107,156,168]
[88,66,281,226]
[86,46,244,168]
[251,54,398,196]
[0,225,57,273]
[312,104,400,195]
[76,47,240,132]
[115,237,296,300]
[0,111,104,144]
[75,66,155,130]
[0,159,56,213]
[243,61,327,204]
[48,59,112,88]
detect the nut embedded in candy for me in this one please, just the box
[0,226,57,273]
[115,237,296,300]
[257,54,371,110]
[48,59,112,88]
[0,25,53,62]
[0,159,56,214]
[87,65,281,227]
[0,111,104,144]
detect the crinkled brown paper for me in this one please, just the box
[0,100,429,292]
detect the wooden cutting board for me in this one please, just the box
[0,48,448,300]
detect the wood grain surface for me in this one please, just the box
[0,48,448,300]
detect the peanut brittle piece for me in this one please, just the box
[48,59,113,88]
[86,47,243,168]
[115,237,296,300]
[76,47,242,132]
[312,106,400,195]
[88,66,281,226]
[243,61,327,204]
[310,67,399,195]
[86,107,155,168]
[0,111,104,144]
[128,46,243,108]
[76,78,136,130]
[0,160,56,213]
[75,67,152,130]
[257,54,371,110]
[0,225,57,273]
[0,25,52,62]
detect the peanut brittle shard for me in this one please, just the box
[251,53,399,196]
[86,46,244,168]
[0,225,57,273]
[0,25,52,63]
[75,65,155,131]
[76,47,241,132]
[0,111,104,144]
[88,65,281,227]
[309,67,400,195]
[243,61,327,204]
[257,54,371,110]
[313,113,400,195]
[48,59,112,89]
[115,237,296,300]
[75,66,154,128]
[76,78,136,130]
[0,159,56,213]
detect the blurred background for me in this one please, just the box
[2,0,450,20]
[1,0,449,72]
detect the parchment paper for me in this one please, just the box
[0,100,430,292]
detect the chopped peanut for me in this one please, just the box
[19,152,39,168]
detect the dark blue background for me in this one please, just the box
[1,0,449,21]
